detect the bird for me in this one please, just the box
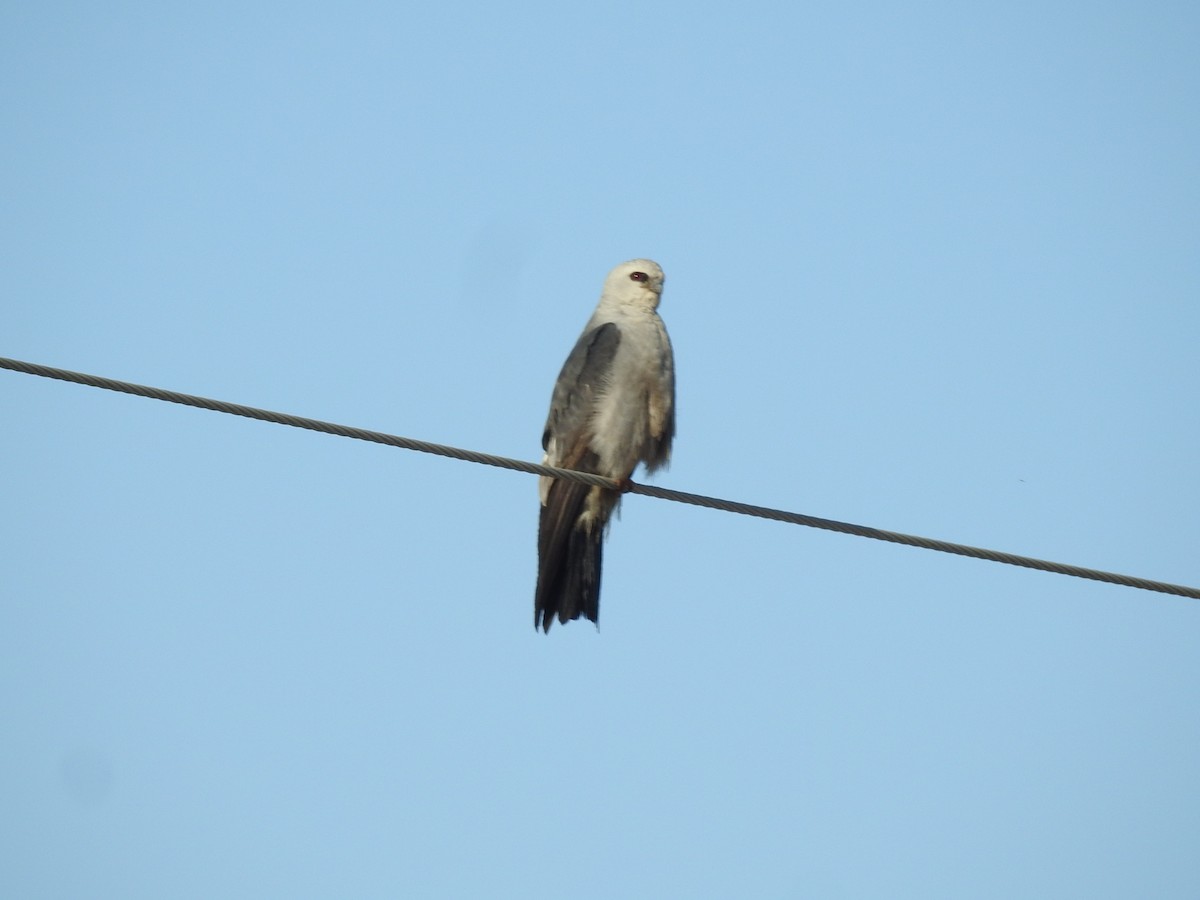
[535,259,676,632]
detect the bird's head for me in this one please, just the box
[602,259,665,310]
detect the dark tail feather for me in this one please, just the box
[559,521,602,625]
[535,480,604,632]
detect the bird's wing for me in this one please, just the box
[643,334,675,474]
[535,321,622,630]
[542,321,622,472]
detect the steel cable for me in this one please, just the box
[3,355,1196,600]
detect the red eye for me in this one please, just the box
[630,271,648,282]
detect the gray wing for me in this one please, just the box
[643,350,675,474]
[542,321,621,467]
[535,321,622,631]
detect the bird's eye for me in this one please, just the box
[630,272,648,282]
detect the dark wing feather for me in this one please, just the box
[535,453,604,631]
[535,322,622,631]
[541,322,621,458]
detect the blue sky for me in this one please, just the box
[3,2,1198,897]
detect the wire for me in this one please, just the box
[3,354,1197,601]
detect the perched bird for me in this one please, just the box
[535,259,676,632]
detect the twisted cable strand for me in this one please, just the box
[4,355,1197,600]
[625,482,1196,597]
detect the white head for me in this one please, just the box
[600,258,666,310]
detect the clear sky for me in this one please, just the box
[3,2,1198,897]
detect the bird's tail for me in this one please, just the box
[535,479,607,632]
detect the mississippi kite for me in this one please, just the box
[535,259,676,632]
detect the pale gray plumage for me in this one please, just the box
[535,259,675,632]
